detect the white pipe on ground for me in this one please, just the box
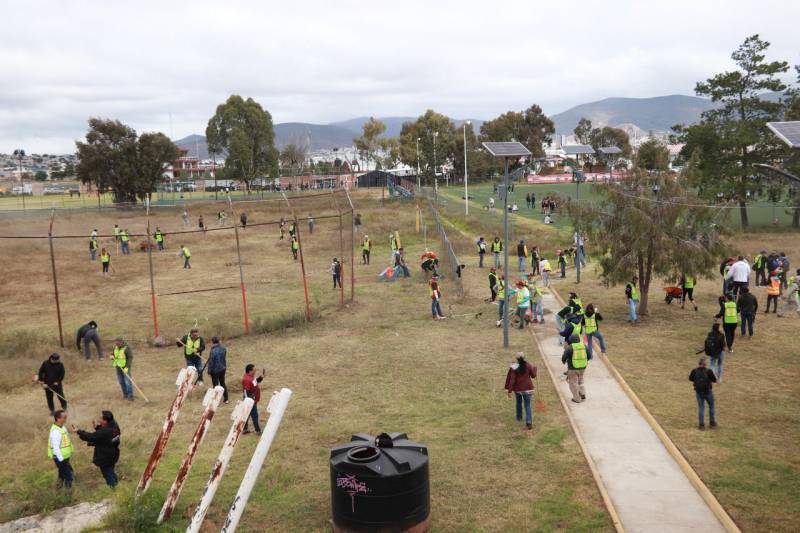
[157,386,225,524]
[185,397,254,533]
[221,388,293,533]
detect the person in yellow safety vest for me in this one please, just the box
[113,224,121,242]
[177,328,206,385]
[154,227,164,251]
[491,237,503,269]
[530,281,545,323]
[562,334,590,403]
[568,293,584,315]
[48,410,74,488]
[540,257,552,287]
[715,293,739,353]
[778,270,800,317]
[515,280,531,329]
[362,235,371,265]
[680,273,698,311]
[100,248,111,275]
[625,275,640,323]
[495,275,507,327]
[89,235,98,261]
[111,337,134,400]
[753,251,767,286]
[765,274,781,313]
[582,303,607,359]
[291,236,299,260]
[488,267,498,302]
[120,229,131,255]
[179,245,191,269]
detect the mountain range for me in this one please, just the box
[174,93,784,157]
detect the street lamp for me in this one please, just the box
[482,141,532,348]
[432,131,439,197]
[13,149,26,209]
[463,121,471,215]
[416,137,421,190]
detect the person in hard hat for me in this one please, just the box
[36,353,67,414]
[179,244,191,269]
[562,334,590,403]
[290,236,299,260]
[361,235,371,265]
[48,410,74,488]
[111,337,134,401]
[154,226,165,251]
[74,410,121,488]
[76,320,103,360]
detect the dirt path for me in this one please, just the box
[0,501,111,533]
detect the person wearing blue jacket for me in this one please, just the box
[207,336,228,403]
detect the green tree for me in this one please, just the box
[398,110,457,185]
[635,139,670,172]
[590,126,632,158]
[280,143,308,175]
[75,118,179,203]
[479,104,554,158]
[206,95,278,191]
[565,167,728,316]
[453,122,495,181]
[353,117,387,170]
[574,117,593,144]
[677,34,788,228]
[34,170,48,181]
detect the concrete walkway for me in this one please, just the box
[532,289,727,533]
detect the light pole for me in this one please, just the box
[13,149,26,209]
[463,121,470,215]
[432,131,439,197]
[416,137,421,190]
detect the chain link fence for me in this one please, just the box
[419,189,464,299]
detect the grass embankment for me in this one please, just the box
[439,187,800,532]
[0,192,611,531]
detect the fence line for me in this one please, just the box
[420,189,464,299]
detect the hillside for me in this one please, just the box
[330,116,485,138]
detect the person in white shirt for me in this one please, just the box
[725,256,751,296]
[48,410,74,488]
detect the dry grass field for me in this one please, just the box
[439,187,800,532]
[0,191,611,532]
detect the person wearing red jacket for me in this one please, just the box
[504,353,537,430]
[241,364,264,435]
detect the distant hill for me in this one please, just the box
[174,134,211,159]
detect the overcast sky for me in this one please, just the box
[2,0,799,153]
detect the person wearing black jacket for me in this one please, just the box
[36,353,67,413]
[689,357,717,430]
[74,411,121,487]
[737,287,758,338]
[76,320,103,360]
[701,323,726,382]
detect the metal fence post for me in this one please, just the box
[281,193,312,321]
[227,197,250,335]
[47,209,64,347]
[145,198,160,339]
[344,189,356,302]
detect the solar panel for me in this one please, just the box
[562,144,595,155]
[482,142,532,157]
[767,121,800,148]
[599,146,622,155]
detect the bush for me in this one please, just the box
[103,487,167,532]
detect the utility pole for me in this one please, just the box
[502,158,510,347]
[575,169,581,284]
[416,137,421,191]
[432,132,439,199]
[463,121,470,215]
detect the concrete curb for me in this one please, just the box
[549,286,741,533]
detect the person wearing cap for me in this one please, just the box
[111,337,134,400]
[689,356,717,430]
[430,276,446,320]
[36,353,67,413]
[74,410,121,487]
[177,329,206,385]
[504,352,537,430]
[48,410,74,488]
[516,240,528,273]
[476,237,486,268]
[76,320,103,360]
[515,280,531,329]
[561,334,590,403]
[361,235,371,264]
[208,337,228,403]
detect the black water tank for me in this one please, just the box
[330,432,430,533]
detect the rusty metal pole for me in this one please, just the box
[145,198,160,339]
[344,189,356,302]
[47,209,64,347]
[222,388,293,533]
[227,197,250,335]
[158,386,225,524]
[281,192,312,321]
[186,397,254,533]
[331,192,345,307]
[137,367,197,496]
